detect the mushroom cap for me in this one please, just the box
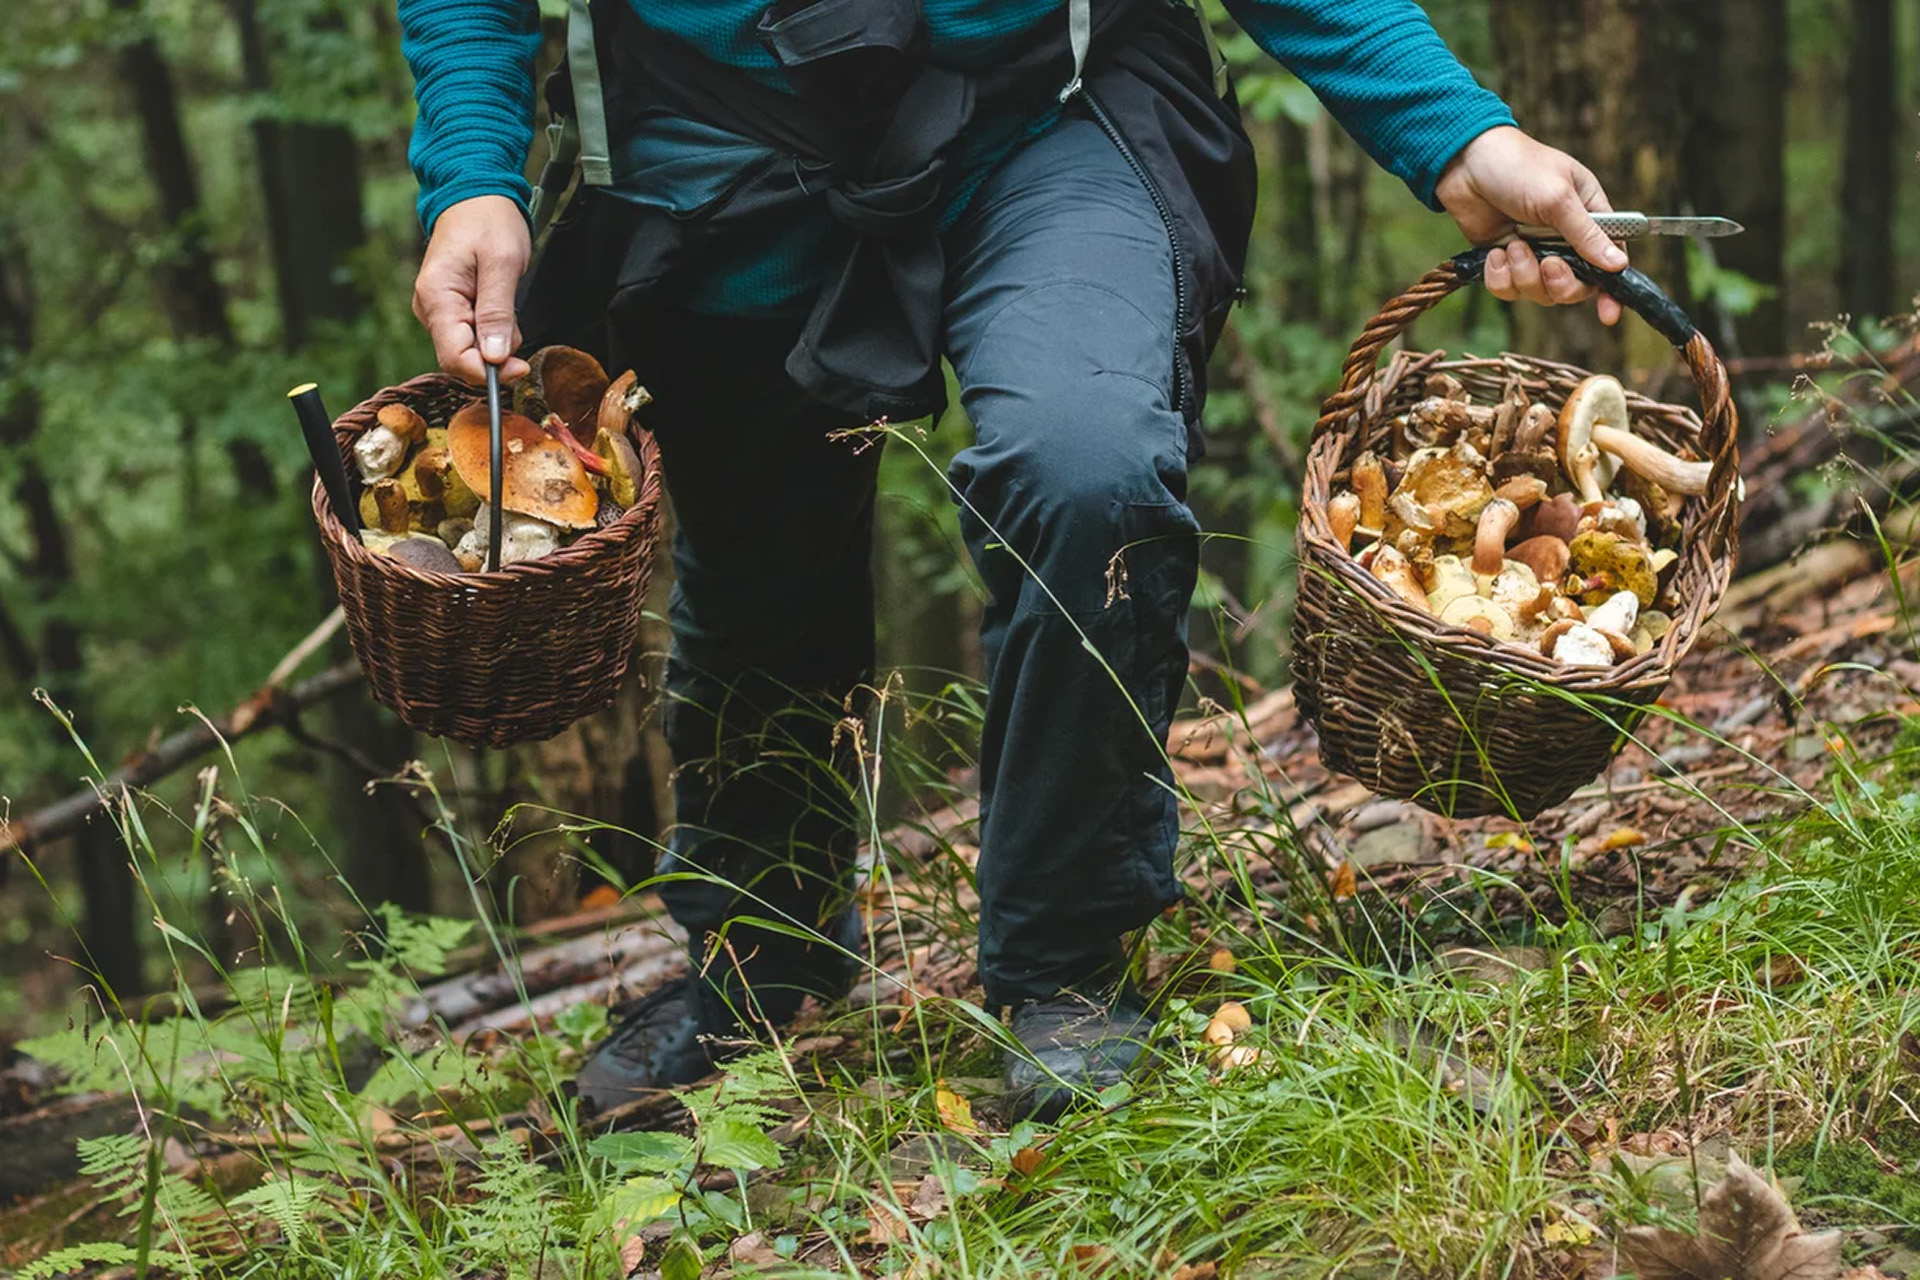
[352,424,408,483]
[1425,554,1479,613]
[1327,491,1361,551]
[1438,594,1516,640]
[447,401,599,529]
[1494,475,1548,509]
[1526,492,1585,544]
[1508,535,1572,584]
[1394,448,1494,539]
[386,533,465,575]
[1552,623,1616,667]
[376,402,430,445]
[1584,590,1640,637]
[1557,376,1629,502]
[525,346,611,444]
[1569,530,1659,607]
[1488,561,1546,620]
[1370,544,1431,612]
[1351,451,1389,532]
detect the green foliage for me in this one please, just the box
[17,1242,143,1280]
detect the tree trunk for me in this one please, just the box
[1274,113,1322,327]
[1683,0,1787,359]
[229,0,369,349]
[1840,0,1896,321]
[0,234,143,996]
[1488,0,1691,371]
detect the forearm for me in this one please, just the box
[399,0,543,232]
[1220,0,1514,208]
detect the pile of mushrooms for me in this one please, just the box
[1328,372,1709,668]
[352,346,651,572]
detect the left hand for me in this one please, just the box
[1435,125,1627,327]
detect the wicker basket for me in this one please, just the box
[311,373,664,749]
[1291,246,1741,819]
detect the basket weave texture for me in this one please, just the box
[311,373,663,749]
[1291,256,1741,819]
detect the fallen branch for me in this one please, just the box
[2,650,363,857]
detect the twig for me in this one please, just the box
[264,606,344,688]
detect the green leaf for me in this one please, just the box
[606,1175,681,1225]
[553,1000,609,1044]
[660,1237,703,1280]
[702,1116,782,1172]
[588,1131,695,1174]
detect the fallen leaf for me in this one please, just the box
[934,1082,982,1137]
[1486,831,1535,854]
[1752,954,1805,987]
[1599,828,1647,852]
[1618,1153,1841,1280]
[909,1174,947,1220]
[1169,1264,1218,1280]
[1010,1145,1047,1178]
[1069,1243,1115,1273]
[729,1231,781,1267]
[579,883,622,910]
[618,1234,646,1276]
[1330,859,1358,900]
[862,1202,912,1246]
[1543,1216,1597,1247]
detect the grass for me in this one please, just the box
[7,330,1920,1279]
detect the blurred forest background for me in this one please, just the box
[1,0,1915,1034]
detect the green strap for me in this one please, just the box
[528,112,580,238]
[567,0,612,186]
[1191,0,1228,97]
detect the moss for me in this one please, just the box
[1775,1133,1920,1231]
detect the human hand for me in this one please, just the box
[411,195,533,384]
[1435,125,1627,327]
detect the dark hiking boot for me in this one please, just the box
[1003,984,1155,1124]
[572,907,867,1116]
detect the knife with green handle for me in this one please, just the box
[1515,213,1744,242]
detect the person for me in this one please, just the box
[399,0,1628,1123]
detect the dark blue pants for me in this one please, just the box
[632,116,1198,1016]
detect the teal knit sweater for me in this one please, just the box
[400,0,1514,315]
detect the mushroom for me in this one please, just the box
[1370,545,1431,612]
[1394,447,1493,539]
[1551,624,1616,667]
[1525,492,1584,544]
[352,425,409,483]
[385,533,464,574]
[1632,610,1674,654]
[1488,562,1550,627]
[436,516,473,549]
[399,445,480,520]
[1424,371,1468,402]
[1202,1017,1236,1047]
[359,478,410,534]
[1388,492,1444,540]
[539,412,611,475]
[447,401,600,529]
[1213,1001,1253,1034]
[1577,498,1646,541]
[597,369,653,444]
[460,503,564,567]
[1508,535,1572,585]
[1425,554,1479,616]
[1472,497,1522,578]
[1584,590,1640,637]
[1489,379,1530,458]
[1569,530,1659,607]
[1439,594,1516,641]
[1494,475,1548,509]
[377,402,430,445]
[524,345,611,444]
[1560,374,1714,502]
[1352,451,1389,535]
[1214,1044,1261,1072]
[1328,492,1361,552]
[1407,396,1494,448]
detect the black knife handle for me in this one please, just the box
[289,383,360,537]
[1449,242,1697,349]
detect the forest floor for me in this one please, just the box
[8,513,1920,1278]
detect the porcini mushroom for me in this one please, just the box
[1591,424,1711,496]
[1494,475,1548,509]
[447,401,600,529]
[1327,491,1361,552]
[1560,374,1715,501]
[1584,590,1640,637]
[524,345,611,444]
[353,425,409,483]
[1569,530,1659,607]
[1472,497,1521,578]
[1526,492,1584,544]
[594,421,646,506]
[376,402,429,446]
[1425,554,1479,616]
[359,478,410,534]
[1352,451,1388,535]
[1552,624,1616,668]
[1508,535,1572,584]
[1439,594,1517,641]
[1394,447,1493,539]
[597,369,653,443]
[1369,545,1431,612]
[385,533,464,574]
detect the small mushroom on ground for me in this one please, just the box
[1213,1001,1253,1034]
[1327,491,1361,551]
[1352,451,1389,535]
[524,345,611,444]
[1202,1018,1236,1047]
[1214,1044,1261,1072]
[1370,545,1430,611]
[447,401,600,529]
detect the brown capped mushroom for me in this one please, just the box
[524,345,611,444]
[1489,379,1530,458]
[1558,376,1630,503]
[1508,535,1572,584]
[1493,475,1548,509]
[1327,491,1361,552]
[385,533,464,574]
[1352,451,1388,534]
[1370,545,1431,612]
[597,369,654,444]
[1213,1001,1253,1034]
[1525,492,1584,544]
[447,401,600,529]
[1472,497,1522,577]
[359,478,410,534]
[376,402,430,446]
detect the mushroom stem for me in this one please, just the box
[1353,452,1388,532]
[1328,492,1361,552]
[1589,424,1712,496]
[1472,498,1521,577]
[1370,545,1431,612]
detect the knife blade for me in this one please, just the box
[1515,213,1744,241]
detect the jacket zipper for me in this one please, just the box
[1080,87,1192,417]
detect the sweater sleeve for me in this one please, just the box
[398,0,544,232]
[1219,0,1515,209]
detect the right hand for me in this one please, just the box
[411,195,533,385]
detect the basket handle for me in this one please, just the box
[1311,242,1740,554]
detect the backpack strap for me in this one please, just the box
[529,0,613,238]
[1059,0,1090,100]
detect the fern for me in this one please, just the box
[17,1242,141,1279]
[230,1173,344,1251]
[454,1135,564,1271]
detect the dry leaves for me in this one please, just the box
[728,1231,782,1267]
[933,1082,982,1137]
[1010,1145,1047,1178]
[1617,1154,1841,1280]
[1330,859,1358,900]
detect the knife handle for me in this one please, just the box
[1516,212,1648,241]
